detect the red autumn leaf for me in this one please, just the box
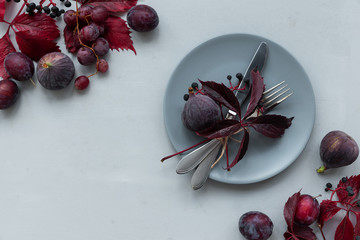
[196,119,242,139]
[355,212,360,237]
[199,80,242,116]
[243,69,265,119]
[334,214,354,240]
[103,15,136,53]
[64,25,80,53]
[247,114,294,138]
[12,13,60,41]
[336,175,360,203]
[0,0,5,22]
[284,191,300,230]
[284,224,316,240]
[0,33,16,79]
[15,30,60,61]
[318,199,342,227]
[227,128,249,169]
[81,0,137,13]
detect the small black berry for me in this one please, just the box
[5,0,11,2]
[43,6,50,14]
[341,177,347,183]
[227,75,232,80]
[326,183,332,189]
[60,0,65,1]
[325,188,329,192]
[28,11,35,16]
[35,5,42,11]
[64,1,71,7]
[236,72,243,80]
[51,6,59,13]
[183,94,189,101]
[13,0,20,3]
[49,12,56,18]
[191,82,198,89]
[25,6,31,13]
[28,2,36,9]
[60,9,65,13]
[56,11,61,17]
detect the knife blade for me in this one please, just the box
[176,41,269,177]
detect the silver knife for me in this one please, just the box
[176,42,269,189]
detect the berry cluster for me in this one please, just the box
[64,5,110,90]
[8,0,71,18]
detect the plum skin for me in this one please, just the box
[294,194,320,225]
[4,52,34,81]
[239,211,273,240]
[0,80,19,109]
[318,130,359,172]
[127,5,159,32]
[181,93,221,132]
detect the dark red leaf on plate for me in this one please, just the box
[12,13,60,41]
[243,69,265,119]
[78,0,137,13]
[336,175,360,204]
[334,214,354,240]
[196,119,242,139]
[0,0,5,22]
[227,128,249,169]
[199,80,241,116]
[64,25,80,53]
[355,212,360,237]
[318,199,342,228]
[247,114,294,138]
[284,191,300,230]
[15,30,60,61]
[0,33,16,79]
[103,15,136,53]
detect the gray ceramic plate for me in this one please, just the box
[163,33,315,184]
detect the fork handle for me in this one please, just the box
[176,139,220,174]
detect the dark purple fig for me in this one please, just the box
[317,130,359,173]
[0,79,19,109]
[36,52,75,90]
[181,90,221,132]
[4,52,34,81]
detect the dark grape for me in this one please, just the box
[79,24,100,43]
[92,37,109,56]
[0,80,19,109]
[239,211,273,240]
[77,47,97,66]
[4,52,34,81]
[127,4,159,32]
[96,59,108,73]
[94,23,105,35]
[78,5,92,22]
[64,10,77,27]
[75,76,90,90]
[91,6,108,23]
[51,6,59,13]
[294,194,320,225]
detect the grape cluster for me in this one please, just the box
[64,5,110,90]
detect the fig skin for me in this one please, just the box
[317,130,359,173]
[36,52,75,90]
[181,92,221,132]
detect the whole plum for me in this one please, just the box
[4,52,34,81]
[127,4,159,32]
[181,91,221,132]
[0,80,19,109]
[317,130,359,173]
[239,211,273,240]
[294,194,320,225]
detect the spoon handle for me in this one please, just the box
[176,139,220,174]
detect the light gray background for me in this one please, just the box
[0,0,359,239]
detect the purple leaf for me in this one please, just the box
[196,119,242,139]
[284,191,301,230]
[227,128,249,169]
[247,114,294,138]
[199,80,241,116]
[243,70,265,119]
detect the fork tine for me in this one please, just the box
[263,92,293,112]
[263,80,286,94]
[262,84,288,101]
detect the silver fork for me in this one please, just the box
[177,81,293,190]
